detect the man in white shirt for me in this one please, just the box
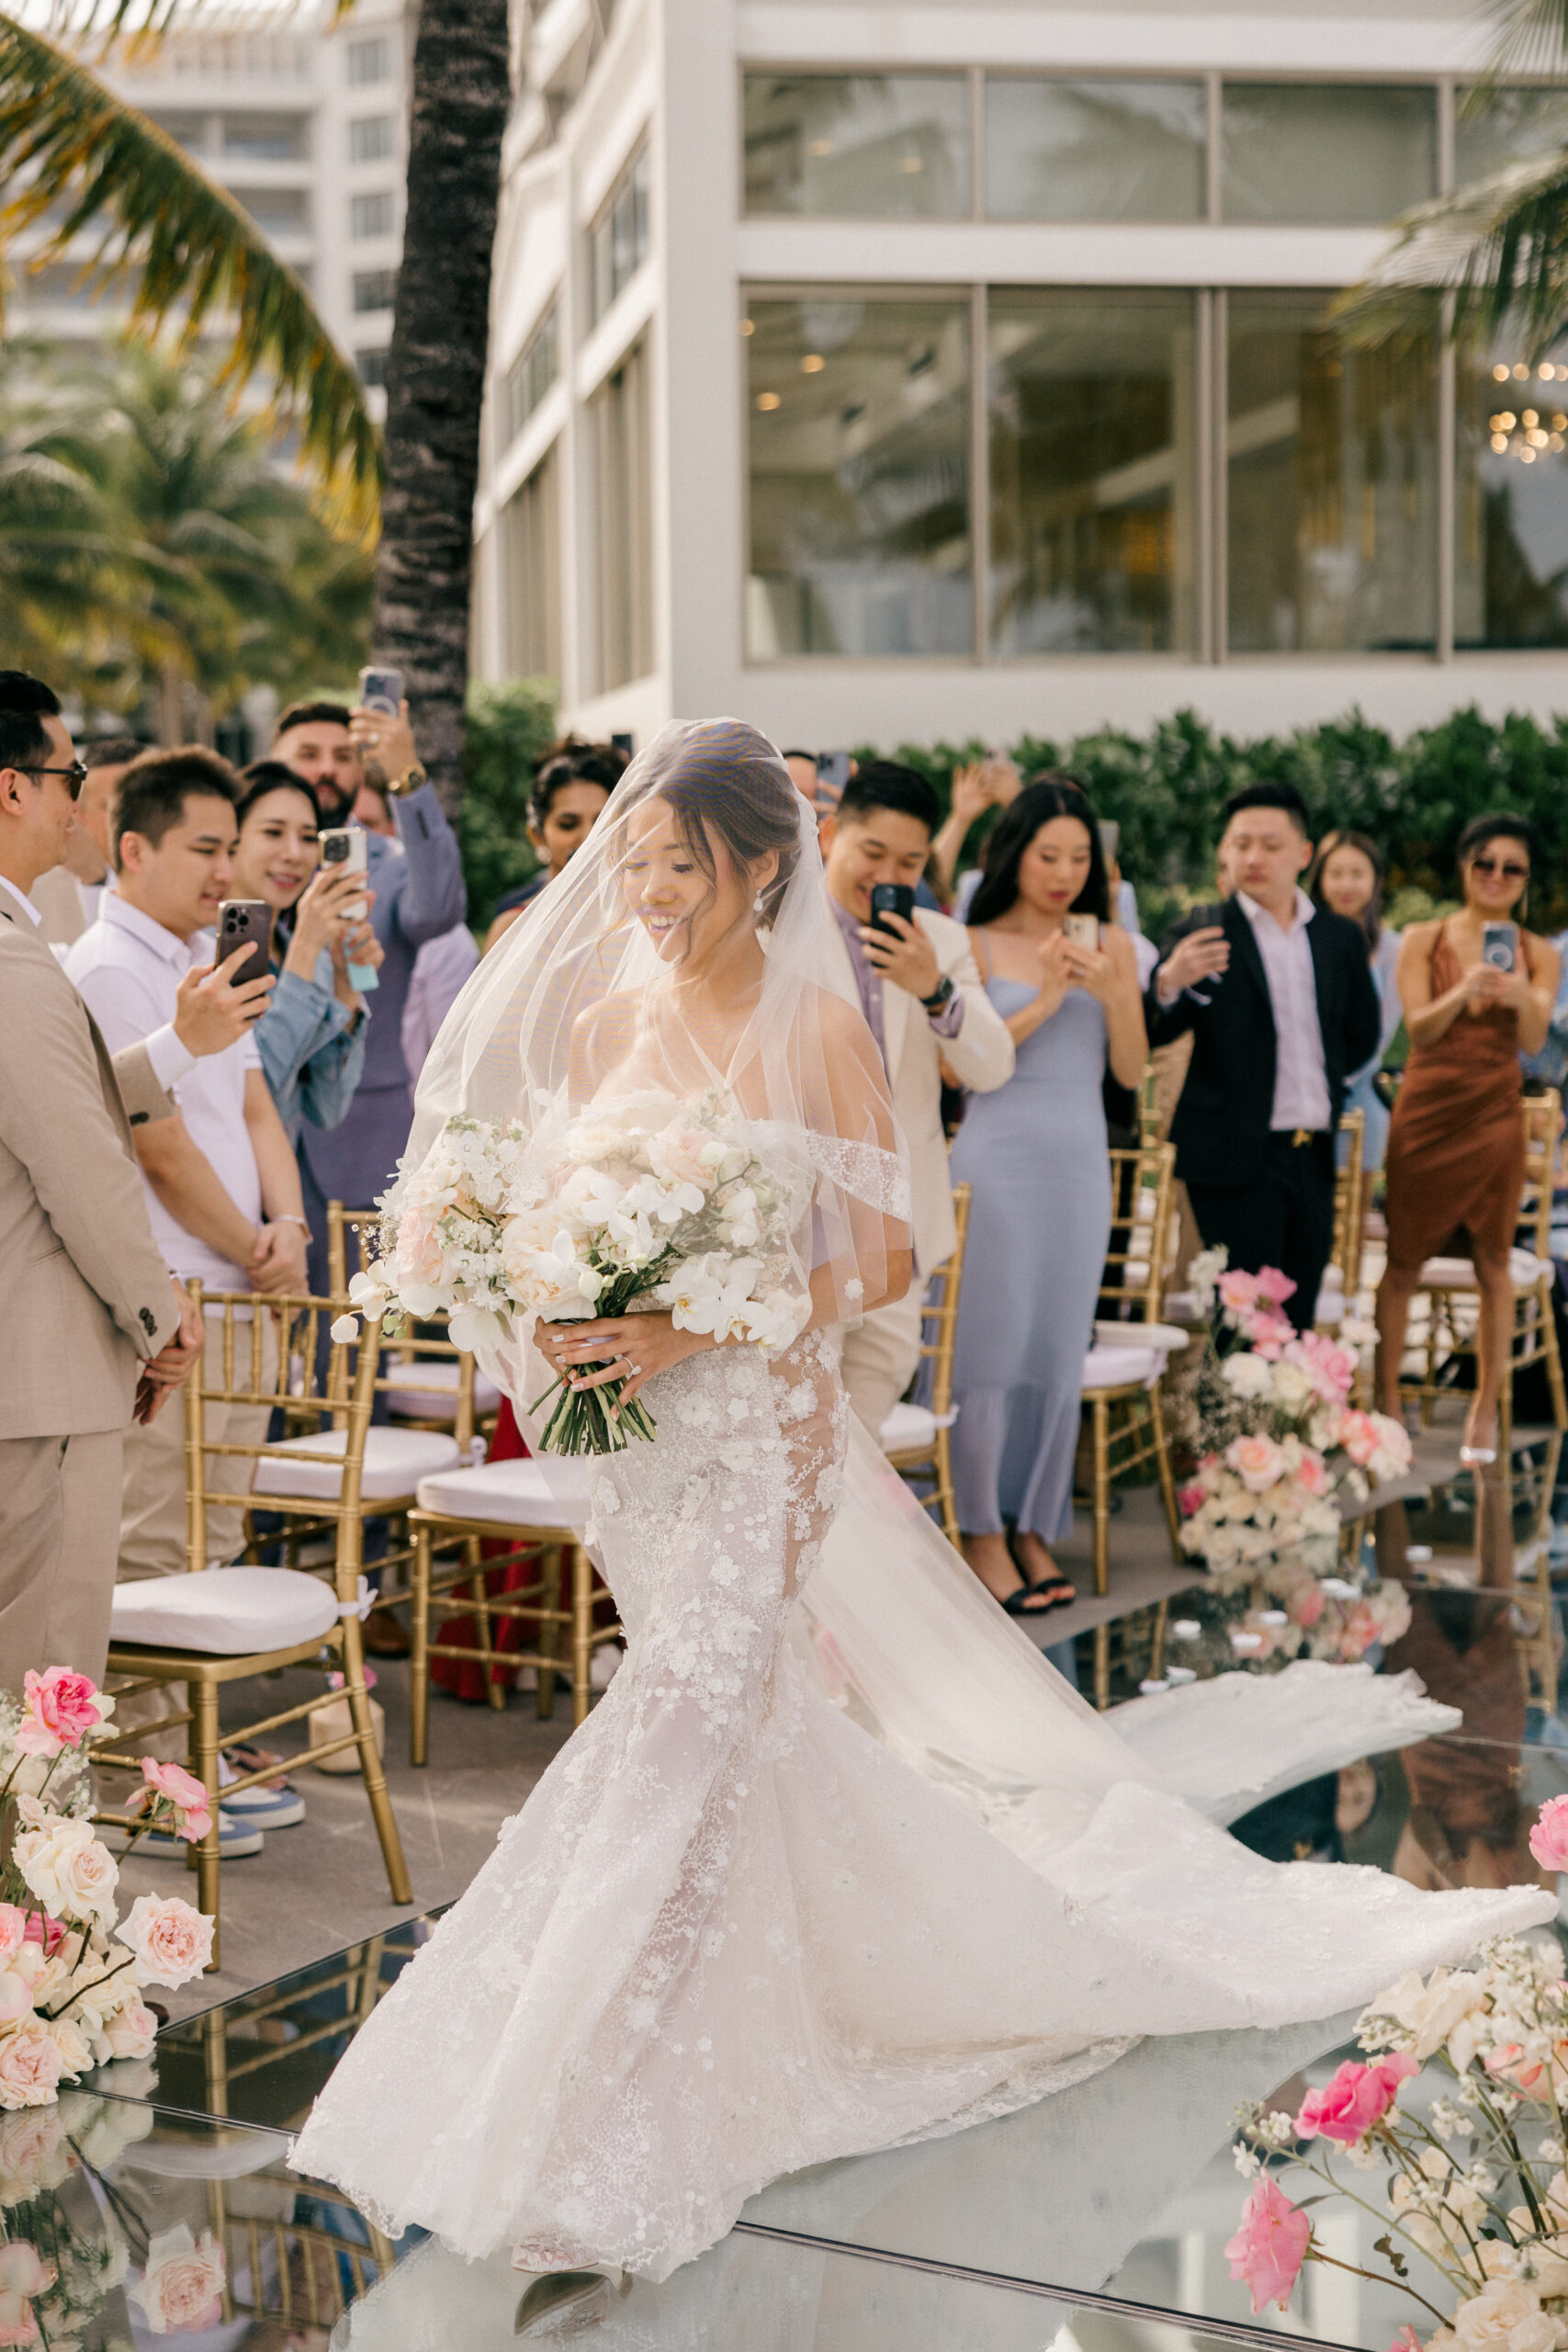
[1146,783,1380,1330]
[67,748,312,1584]
[819,763,1014,1435]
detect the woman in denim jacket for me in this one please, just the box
[231,763,382,1143]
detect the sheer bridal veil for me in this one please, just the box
[400,718,1459,1858]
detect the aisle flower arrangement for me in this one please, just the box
[336,1096,813,1453]
[1227,1818,1568,2341]
[0,1668,215,2110]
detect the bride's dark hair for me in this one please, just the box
[635,719,801,922]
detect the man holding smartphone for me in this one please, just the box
[0,675,210,1691]
[1146,782,1380,1329]
[271,690,465,1286]
[819,762,1014,1436]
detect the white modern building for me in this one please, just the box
[16,1,412,415]
[470,0,1568,754]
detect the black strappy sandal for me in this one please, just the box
[1001,1579,1077,1616]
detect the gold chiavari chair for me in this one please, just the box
[95,1286,414,1968]
[1316,1107,1367,1335]
[1400,1091,1568,1453]
[327,1202,501,1455]
[880,1182,972,1548]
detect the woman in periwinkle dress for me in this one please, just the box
[951,777,1147,1613]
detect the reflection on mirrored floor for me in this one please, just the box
[59,1423,1568,2347]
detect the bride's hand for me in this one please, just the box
[536,1311,706,1410]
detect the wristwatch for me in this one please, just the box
[386,762,427,797]
[920,974,955,1013]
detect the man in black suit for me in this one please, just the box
[1146,782,1380,1330]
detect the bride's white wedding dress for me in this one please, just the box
[291,1319,1553,2281]
[291,719,1553,2285]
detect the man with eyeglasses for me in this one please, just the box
[0,673,210,1690]
[1147,781,1381,1333]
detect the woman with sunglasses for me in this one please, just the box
[1377,814,1559,1464]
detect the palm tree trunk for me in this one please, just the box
[371,0,510,818]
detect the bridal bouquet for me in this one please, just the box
[1227,1850,1568,2346]
[1178,1247,1412,1583]
[341,1095,812,1454]
[0,1668,216,2109]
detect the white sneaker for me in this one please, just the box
[219,1753,305,1829]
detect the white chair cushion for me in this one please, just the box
[1082,1343,1164,1392]
[878,1398,957,1454]
[253,1427,461,1502]
[111,1567,339,1657]
[1420,1249,1547,1290]
[415,1454,598,1531]
[1093,1318,1189,1353]
[384,1359,502,1421]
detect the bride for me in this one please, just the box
[290,720,1552,2302]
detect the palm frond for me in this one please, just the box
[1472,0,1568,93]
[0,12,378,526]
[42,1,357,58]
[1332,146,1568,356]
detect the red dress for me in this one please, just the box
[1382,920,1530,1273]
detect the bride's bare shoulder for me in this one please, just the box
[568,989,638,1086]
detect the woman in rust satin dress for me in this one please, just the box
[1377,813,1558,1462]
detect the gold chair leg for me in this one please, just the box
[934,1428,959,1550]
[536,1547,559,1721]
[1150,1385,1181,1559]
[191,1679,223,1973]
[1544,1280,1568,1431]
[1092,1396,1111,1600]
[468,1535,507,1714]
[1149,1595,1168,1683]
[410,1524,431,1769]
[1093,1621,1110,1712]
[340,1623,412,1906]
[571,1546,592,1730]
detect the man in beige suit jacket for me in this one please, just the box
[818,763,1014,1436]
[0,676,242,1690]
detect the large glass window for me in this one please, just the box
[743,74,970,218]
[590,342,653,690]
[746,296,972,659]
[502,302,559,448]
[1455,345,1568,648]
[589,141,650,325]
[1227,291,1438,652]
[988,290,1197,653]
[986,78,1205,221]
[1222,84,1435,222]
[503,444,562,681]
[1456,85,1568,184]
[350,190,393,239]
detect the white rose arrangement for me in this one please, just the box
[340,1093,813,1454]
[0,1669,216,2114]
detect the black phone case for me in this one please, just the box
[870,885,915,935]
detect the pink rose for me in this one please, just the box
[101,1997,158,2063]
[132,2225,226,2335]
[1218,1270,1261,1310]
[1246,1306,1296,1357]
[0,1974,33,2029]
[1393,2330,1426,2352]
[1338,1408,1381,1468]
[14,1668,107,1760]
[1225,1433,1286,1494]
[1296,2052,1417,2143]
[1224,2177,1312,2314]
[0,2249,51,2301]
[139,1759,213,1843]
[1288,1331,1357,1402]
[118,1894,213,1988]
[1255,1265,1298,1306]
[1178,1482,1207,1518]
[1532,1796,1568,1873]
[1293,1449,1329,1498]
[395,1205,446,1289]
[0,2297,39,2347]
[1289,1583,1326,1628]
[1337,1601,1380,1660]
[0,2024,62,2111]
[0,1913,25,1968]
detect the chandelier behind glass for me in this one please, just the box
[1488,359,1567,460]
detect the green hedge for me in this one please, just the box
[460,676,558,929]
[875,705,1568,943]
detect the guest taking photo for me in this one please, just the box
[1146,783,1380,1333]
[1376,814,1559,1465]
[951,775,1146,1614]
[1306,828,1404,1173]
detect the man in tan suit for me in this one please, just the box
[0,676,255,1690]
[819,763,1014,1435]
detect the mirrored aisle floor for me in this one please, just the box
[51,1428,1568,2348]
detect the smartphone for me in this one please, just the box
[1482,920,1518,972]
[1099,820,1120,865]
[611,730,635,759]
[1063,912,1100,949]
[215,899,273,993]
[870,882,915,936]
[319,828,380,991]
[357,665,403,716]
[817,750,852,808]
